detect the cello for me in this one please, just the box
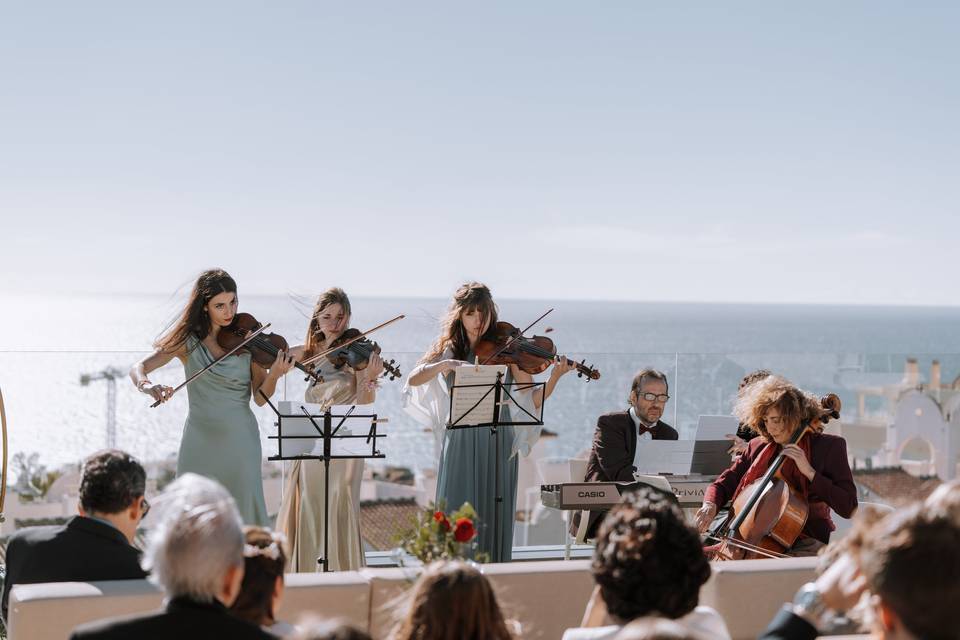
[705,393,841,560]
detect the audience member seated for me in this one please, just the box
[69,473,273,640]
[925,477,960,523]
[563,487,730,640]
[389,560,515,640]
[760,500,960,640]
[2,449,149,624]
[230,526,295,637]
[289,618,372,640]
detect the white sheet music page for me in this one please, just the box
[449,364,508,426]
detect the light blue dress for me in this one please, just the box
[435,348,519,562]
[177,335,268,525]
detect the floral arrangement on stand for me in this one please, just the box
[395,501,488,564]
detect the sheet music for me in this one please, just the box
[634,441,695,475]
[276,402,378,457]
[695,415,739,441]
[449,364,508,426]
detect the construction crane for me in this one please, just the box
[80,366,125,449]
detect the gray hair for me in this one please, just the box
[142,473,244,602]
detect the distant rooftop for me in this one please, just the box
[360,497,420,551]
[853,466,941,506]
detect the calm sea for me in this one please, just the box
[2,293,959,474]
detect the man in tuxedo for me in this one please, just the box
[574,368,679,538]
[69,473,272,640]
[2,449,149,624]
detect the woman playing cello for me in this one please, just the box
[404,282,576,562]
[275,287,384,571]
[694,376,857,556]
[129,269,296,525]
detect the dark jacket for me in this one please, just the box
[759,607,818,640]
[574,410,679,538]
[2,515,148,623]
[69,596,274,640]
[704,433,858,544]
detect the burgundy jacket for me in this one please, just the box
[573,410,679,538]
[704,433,858,544]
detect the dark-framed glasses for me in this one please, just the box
[640,392,670,403]
[140,497,151,518]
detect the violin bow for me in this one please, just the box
[0,386,7,524]
[150,324,270,408]
[300,314,405,367]
[479,308,555,366]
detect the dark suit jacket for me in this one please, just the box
[758,607,818,640]
[2,516,147,623]
[704,433,858,544]
[574,410,679,538]
[69,596,274,640]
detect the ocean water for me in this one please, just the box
[2,292,960,475]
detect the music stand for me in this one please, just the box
[446,370,544,562]
[260,392,386,572]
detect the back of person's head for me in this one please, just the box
[925,478,960,525]
[614,618,701,640]
[389,560,513,640]
[78,449,146,515]
[737,369,772,392]
[142,473,244,603]
[230,526,288,626]
[860,503,960,640]
[291,618,372,640]
[593,487,710,623]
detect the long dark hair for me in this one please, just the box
[155,269,237,353]
[389,561,514,640]
[303,287,352,361]
[230,526,288,626]
[419,282,498,364]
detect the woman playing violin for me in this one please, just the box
[404,282,576,561]
[129,269,296,525]
[694,376,857,555]
[275,287,383,572]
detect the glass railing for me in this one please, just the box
[0,350,951,553]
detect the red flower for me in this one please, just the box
[453,517,476,543]
[433,511,451,532]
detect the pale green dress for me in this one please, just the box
[178,335,268,526]
[275,358,366,571]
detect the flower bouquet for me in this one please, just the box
[395,501,488,564]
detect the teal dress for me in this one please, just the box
[178,335,268,525]
[436,349,518,562]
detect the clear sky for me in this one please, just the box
[2,2,958,304]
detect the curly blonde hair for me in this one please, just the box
[733,376,823,442]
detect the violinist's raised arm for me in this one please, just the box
[128,269,290,526]
[402,282,577,563]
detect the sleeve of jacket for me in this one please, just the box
[594,416,635,482]
[810,437,858,518]
[703,442,755,507]
[759,607,819,640]
[1,534,22,625]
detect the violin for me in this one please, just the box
[218,312,323,384]
[707,393,841,561]
[474,321,601,381]
[326,328,402,381]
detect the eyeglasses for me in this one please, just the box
[639,392,670,403]
[140,497,151,519]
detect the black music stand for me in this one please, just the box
[261,392,386,572]
[446,370,544,562]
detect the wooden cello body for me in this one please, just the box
[707,393,841,561]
